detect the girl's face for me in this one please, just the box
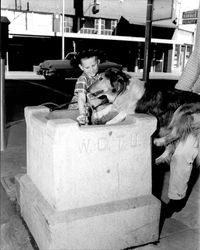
[79,56,99,78]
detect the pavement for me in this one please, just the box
[1,71,199,250]
[5,70,181,80]
[0,121,37,250]
[5,70,45,80]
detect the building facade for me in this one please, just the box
[1,0,196,72]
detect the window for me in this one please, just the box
[64,16,73,32]
[80,18,97,34]
[80,17,117,35]
[111,20,117,30]
[105,19,111,29]
[84,18,95,28]
[94,19,99,30]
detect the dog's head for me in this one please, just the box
[88,68,131,103]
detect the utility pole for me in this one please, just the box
[0,17,10,151]
[62,0,65,59]
[143,0,153,84]
[73,0,84,32]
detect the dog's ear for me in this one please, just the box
[105,68,130,93]
[112,79,124,93]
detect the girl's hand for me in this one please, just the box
[77,114,88,125]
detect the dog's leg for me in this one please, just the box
[106,111,127,125]
[93,104,113,121]
[154,127,179,147]
[154,136,168,147]
[155,144,176,165]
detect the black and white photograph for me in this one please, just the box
[1,0,200,249]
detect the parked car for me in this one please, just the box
[36,52,122,80]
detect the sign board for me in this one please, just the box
[182,9,198,25]
[182,9,198,19]
[152,0,174,21]
[182,19,197,24]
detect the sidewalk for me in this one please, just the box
[5,71,45,80]
[5,70,181,80]
[0,121,36,250]
[1,119,199,249]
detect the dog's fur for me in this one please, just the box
[87,68,145,124]
[88,68,200,164]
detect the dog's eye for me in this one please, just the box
[99,76,103,81]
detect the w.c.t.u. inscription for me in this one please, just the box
[79,132,147,154]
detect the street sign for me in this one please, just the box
[182,10,198,19]
[182,9,198,25]
[182,19,197,24]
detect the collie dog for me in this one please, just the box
[87,68,200,164]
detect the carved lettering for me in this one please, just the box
[79,139,91,153]
[131,133,141,147]
[98,137,109,151]
[115,134,126,151]
[78,132,144,154]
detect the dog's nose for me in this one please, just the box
[88,90,105,98]
[98,95,107,100]
[87,93,96,99]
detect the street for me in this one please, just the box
[5,78,76,123]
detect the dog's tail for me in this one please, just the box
[167,103,200,141]
[158,103,200,145]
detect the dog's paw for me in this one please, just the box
[154,137,166,147]
[155,145,174,165]
[155,155,171,165]
[106,112,126,125]
[155,156,164,165]
[106,119,116,125]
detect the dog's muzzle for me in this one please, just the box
[88,90,105,98]
[87,92,108,110]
